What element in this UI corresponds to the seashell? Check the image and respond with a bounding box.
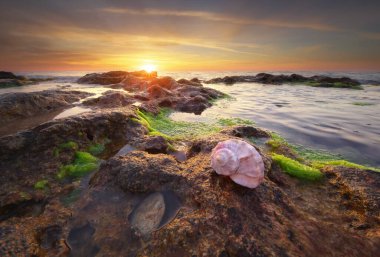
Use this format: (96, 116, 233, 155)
(211, 139, 265, 188)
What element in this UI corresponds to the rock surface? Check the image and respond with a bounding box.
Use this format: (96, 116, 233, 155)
(0, 90, 93, 123)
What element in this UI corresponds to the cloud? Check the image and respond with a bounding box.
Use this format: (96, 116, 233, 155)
(100, 7, 339, 32)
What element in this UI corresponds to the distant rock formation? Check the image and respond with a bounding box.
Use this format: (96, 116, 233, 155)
(0, 71, 53, 88)
(205, 73, 362, 89)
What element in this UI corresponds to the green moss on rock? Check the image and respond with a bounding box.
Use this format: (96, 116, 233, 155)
(134, 108, 254, 140)
(57, 151, 99, 179)
(34, 179, 49, 190)
(272, 153, 323, 180)
(312, 160, 380, 172)
(87, 143, 106, 156)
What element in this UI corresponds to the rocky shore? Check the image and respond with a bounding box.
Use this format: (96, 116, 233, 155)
(0, 71, 379, 256)
(0, 71, 53, 88)
(204, 73, 363, 89)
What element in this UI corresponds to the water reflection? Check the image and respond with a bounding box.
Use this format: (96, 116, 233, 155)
(171, 83, 380, 167)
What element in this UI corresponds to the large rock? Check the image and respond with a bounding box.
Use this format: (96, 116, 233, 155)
(85, 133, 380, 256)
(77, 70, 157, 85)
(0, 71, 21, 79)
(0, 90, 93, 123)
(77, 71, 129, 85)
(82, 91, 135, 108)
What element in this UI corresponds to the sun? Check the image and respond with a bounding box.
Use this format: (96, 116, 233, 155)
(140, 63, 157, 73)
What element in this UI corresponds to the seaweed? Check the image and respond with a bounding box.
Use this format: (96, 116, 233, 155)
(134, 107, 254, 141)
(59, 141, 78, 150)
(87, 143, 105, 156)
(57, 151, 100, 179)
(351, 102, 375, 106)
(267, 133, 380, 173)
(272, 154, 323, 180)
(34, 180, 49, 190)
(312, 160, 380, 173)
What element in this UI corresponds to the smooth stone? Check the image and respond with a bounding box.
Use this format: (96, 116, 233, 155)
(129, 192, 165, 235)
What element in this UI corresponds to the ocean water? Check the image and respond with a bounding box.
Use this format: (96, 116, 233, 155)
(1, 70, 379, 167)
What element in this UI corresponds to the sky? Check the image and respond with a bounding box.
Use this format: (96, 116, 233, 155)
(0, 0, 379, 72)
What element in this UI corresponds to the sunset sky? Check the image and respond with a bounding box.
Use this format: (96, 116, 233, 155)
(0, 0, 379, 72)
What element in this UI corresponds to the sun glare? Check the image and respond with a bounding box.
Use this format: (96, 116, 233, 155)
(140, 63, 157, 73)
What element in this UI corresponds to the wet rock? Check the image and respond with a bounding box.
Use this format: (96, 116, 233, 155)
(220, 125, 271, 138)
(0, 90, 93, 123)
(118, 74, 148, 91)
(129, 192, 166, 235)
(36, 225, 62, 250)
(176, 95, 211, 114)
(147, 84, 173, 99)
(149, 76, 179, 90)
(190, 77, 201, 83)
(82, 91, 135, 108)
(135, 136, 169, 154)
(177, 78, 203, 87)
(67, 222, 99, 257)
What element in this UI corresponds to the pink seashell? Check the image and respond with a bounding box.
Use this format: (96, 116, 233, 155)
(211, 139, 265, 188)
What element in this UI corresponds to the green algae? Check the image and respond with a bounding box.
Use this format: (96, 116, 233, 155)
(352, 102, 375, 106)
(267, 133, 380, 173)
(312, 160, 380, 172)
(57, 151, 99, 179)
(266, 132, 289, 149)
(134, 108, 255, 140)
(272, 154, 323, 180)
(54, 141, 79, 157)
(34, 180, 49, 190)
(305, 81, 363, 90)
(61, 188, 82, 207)
(60, 141, 78, 150)
(19, 192, 31, 200)
(87, 143, 105, 156)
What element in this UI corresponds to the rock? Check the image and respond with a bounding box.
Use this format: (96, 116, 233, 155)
(176, 95, 211, 114)
(0, 109, 146, 196)
(177, 78, 203, 87)
(77, 71, 129, 85)
(147, 84, 173, 99)
(0, 90, 93, 123)
(190, 78, 201, 83)
(0, 71, 20, 79)
(90, 151, 185, 193)
(0, 72, 52, 88)
(220, 125, 271, 138)
(86, 132, 380, 256)
(129, 192, 166, 235)
(118, 74, 148, 91)
(149, 76, 179, 90)
(82, 91, 135, 108)
(205, 73, 362, 89)
(134, 136, 169, 154)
